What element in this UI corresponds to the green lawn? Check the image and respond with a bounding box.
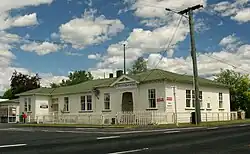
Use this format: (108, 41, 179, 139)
(17, 119, 250, 129)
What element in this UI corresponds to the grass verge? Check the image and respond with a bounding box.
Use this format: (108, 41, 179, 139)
(17, 119, 250, 129)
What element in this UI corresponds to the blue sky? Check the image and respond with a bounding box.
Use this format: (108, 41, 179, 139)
(0, 0, 250, 93)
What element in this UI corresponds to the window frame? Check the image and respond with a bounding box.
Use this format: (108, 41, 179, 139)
(28, 98, 31, 112)
(186, 90, 191, 108)
(86, 95, 92, 111)
(219, 92, 223, 108)
(80, 95, 93, 111)
(186, 90, 203, 108)
(148, 89, 156, 108)
(199, 91, 203, 108)
(104, 93, 110, 110)
(24, 98, 28, 112)
(64, 97, 69, 112)
(80, 96, 85, 111)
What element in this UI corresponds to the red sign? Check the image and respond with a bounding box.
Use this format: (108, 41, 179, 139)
(157, 98, 164, 102)
(166, 97, 173, 101)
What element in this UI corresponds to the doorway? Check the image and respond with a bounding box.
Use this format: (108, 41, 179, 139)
(122, 92, 133, 112)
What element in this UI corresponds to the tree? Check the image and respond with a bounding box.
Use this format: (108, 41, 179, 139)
(2, 89, 15, 99)
(214, 69, 250, 117)
(51, 70, 94, 87)
(5, 71, 41, 99)
(128, 57, 148, 75)
(50, 83, 60, 88)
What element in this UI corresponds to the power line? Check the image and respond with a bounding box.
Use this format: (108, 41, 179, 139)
(198, 52, 250, 74)
(141, 15, 184, 82)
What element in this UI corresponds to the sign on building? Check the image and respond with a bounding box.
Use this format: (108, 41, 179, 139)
(40, 103, 48, 109)
(115, 82, 137, 89)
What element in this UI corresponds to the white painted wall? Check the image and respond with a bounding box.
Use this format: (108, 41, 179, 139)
(35, 96, 50, 116)
(164, 82, 230, 122)
(18, 78, 231, 124)
(19, 96, 36, 120)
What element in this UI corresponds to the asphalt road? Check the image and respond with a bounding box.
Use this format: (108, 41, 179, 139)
(0, 125, 250, 154)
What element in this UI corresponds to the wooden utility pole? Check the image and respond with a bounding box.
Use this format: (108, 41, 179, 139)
(172, 86, 178, 126)
(178, 5, 203, 124)
(123, 44, 126, 75)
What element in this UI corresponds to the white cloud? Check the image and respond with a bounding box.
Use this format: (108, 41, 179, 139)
(88, 53, 101, 60)
(39, 73, 68, 87)
(0, 0, 53, 30)
(212, 0, 250, 23)
(0, 0, 53, 13)
(0, 12, 39, 30)
(59, 9, 125, 49)
(51, 32, 59, 40)
(65, 52, 84, 56)
(11, 13, 38, 27)
(124, 0, 207, 27)
(195, 18, 210, 33)
(21, 42, 62, 55)
(91, 43, 250, 80)
(232, 8, 250, 23)
(219, 34, 239, 46)
(219, 34, 243, 52)
(96, 18, 189, 70)
(0, 0, 68, 94)
(0, 52, 67, 94)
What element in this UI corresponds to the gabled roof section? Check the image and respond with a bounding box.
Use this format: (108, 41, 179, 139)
(128, 69, 228, 88)
(16, 69, 228, 96)
(16, 87, 54, 96)
(110, 75, 139, 87)
(52, 78, 116, 95)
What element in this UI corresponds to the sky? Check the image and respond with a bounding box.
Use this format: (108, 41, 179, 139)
(0, 0, 250, 95)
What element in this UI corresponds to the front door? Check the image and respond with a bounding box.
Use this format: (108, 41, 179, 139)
(122, 92, 133, 112)
(51, 104, 58, 112)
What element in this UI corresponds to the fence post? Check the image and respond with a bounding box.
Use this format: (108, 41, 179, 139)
(217, 113, 219, 121)
(101, 114, 104, 125)
(115, 112, 118, 124)
(88, 115, 91, 124)
(206, 112, 207, 122)
(43, 115, 45, 123)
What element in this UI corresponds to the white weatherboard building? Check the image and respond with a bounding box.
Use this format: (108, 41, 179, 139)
(16, 69, 236, 125)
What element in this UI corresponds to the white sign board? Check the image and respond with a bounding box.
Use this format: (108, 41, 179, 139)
(40, 102, 48, 109)
(115, 82, 137, 89)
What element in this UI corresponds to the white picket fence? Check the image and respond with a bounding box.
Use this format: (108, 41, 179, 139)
(35, 111, 241, 125)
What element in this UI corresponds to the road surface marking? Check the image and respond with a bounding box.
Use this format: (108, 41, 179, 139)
(41, 130, 49, 132)
(239, 124, 249, 127)
(0, 144, 27, 148)
(97, 136, 120, 140)
(55, 130, 84, 133)
(112, 127, 204, 134)
(164, 131, 180, 134)
(75, 128, 97, 130)
(207, 127, 219, 130)
(108, 148, 149, 154)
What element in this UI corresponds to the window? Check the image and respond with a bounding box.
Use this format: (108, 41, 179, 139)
(207, 102, 211, 109)
(64, 97, 69, 112)
(104, 93, 110, 110)
(80, 95, 92, 111)
(219, 93, 223, 108)
(186, 90, 191, 107)
(148, 89, 156, 108)
(186, 90, 202, 108)
(199, 91, 203, 108)
(80, 96, 85, 111)
(24, 98, 28, 112)
(87, 95, 92, 110)
(28, 98, 31, 112)
(192, 90, 195, 107)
